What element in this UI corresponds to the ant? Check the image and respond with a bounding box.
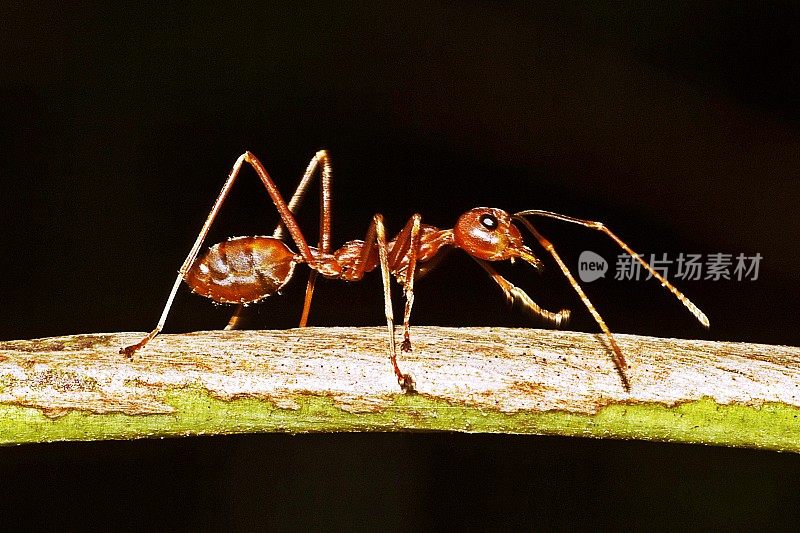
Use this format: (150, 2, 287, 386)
(122, 150, 709, 393)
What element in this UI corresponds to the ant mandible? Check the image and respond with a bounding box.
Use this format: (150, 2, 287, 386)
(121, 150, 709, 393)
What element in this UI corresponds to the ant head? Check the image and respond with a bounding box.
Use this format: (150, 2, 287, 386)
(453, 207, 542, 269)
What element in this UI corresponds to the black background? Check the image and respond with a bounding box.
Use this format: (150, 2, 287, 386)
(2, 2, 800, 530)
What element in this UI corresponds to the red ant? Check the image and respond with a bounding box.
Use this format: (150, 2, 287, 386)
(121, 150, 709, 393)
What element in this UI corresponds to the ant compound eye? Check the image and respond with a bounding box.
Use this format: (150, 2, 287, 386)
(480, 213, 498, 230)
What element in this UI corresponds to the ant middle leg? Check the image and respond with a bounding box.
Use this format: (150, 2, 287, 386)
(386, 214, 423, 352)
(343, 214, 415, 392)
(374, 214, 415, 392)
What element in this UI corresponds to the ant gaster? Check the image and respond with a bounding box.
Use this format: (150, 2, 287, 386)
(122, 150, 709, 393)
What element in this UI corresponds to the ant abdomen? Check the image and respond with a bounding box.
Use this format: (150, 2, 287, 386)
(183, 236, 298, 304)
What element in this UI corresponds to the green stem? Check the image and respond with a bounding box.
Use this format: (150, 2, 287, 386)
(0, 328, 798, 452)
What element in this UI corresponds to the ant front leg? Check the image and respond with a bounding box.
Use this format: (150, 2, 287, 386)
(513, 210, 712, 392)
(513, 216, 631, 390)
(474, 259, 570, 327)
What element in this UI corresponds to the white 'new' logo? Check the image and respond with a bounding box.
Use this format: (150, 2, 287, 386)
(578, 250, 608, 282)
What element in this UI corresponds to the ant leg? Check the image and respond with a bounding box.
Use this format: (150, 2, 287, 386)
(298, 271, 318, 327)
(122, 151, 318, 356)
(275, 150, 331, 327)
(386, 215, 423, 352)
(242, 151, 318, 262)
(224, 271, 319, 330)
(225, 150, 332, 329)
(224, 304, 245, 330)
(400, 215, 421, 352)
(346, 214, 415, 392)
(374, 214, 415, 392)
(513, 217, 630, 391)
(290, 150, 332, 326)
(121, 154, 252, 356)
(474, 259, 570, 327)
(514, 210, 709, 328)
(272, 150, 332, 246)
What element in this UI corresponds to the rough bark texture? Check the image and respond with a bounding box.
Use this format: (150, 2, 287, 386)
(0, 327, 798, 451)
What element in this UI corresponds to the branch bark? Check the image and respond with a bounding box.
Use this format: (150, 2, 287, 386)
(0, 327, 798, 452)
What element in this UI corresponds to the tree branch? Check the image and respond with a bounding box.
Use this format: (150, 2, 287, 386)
(0, 327, 798, 452)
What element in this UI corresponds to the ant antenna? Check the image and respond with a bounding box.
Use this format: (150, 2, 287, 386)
(514, 210, 709, 328)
